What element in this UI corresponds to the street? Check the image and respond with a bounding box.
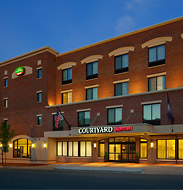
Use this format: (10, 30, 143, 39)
(0, 168, 183, 189)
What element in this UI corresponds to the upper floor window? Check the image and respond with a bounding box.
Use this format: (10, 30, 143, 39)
(86, 87, 98, 100)
(62, 68, 72, 85)
(78, 111, 90, 127)
(37, 115, 42, 126)
(4, 98, 8, 108)
(37, 68, 42, 79)
(62, 91, 72, 104)
(114, 82, 128, 96)
(108, 107, 122, 125)
(37, 91, 42, 103)
(115, 54, 128, 74)
(148, 75, 165, 92)
(4, 78, 8, 87)
(86, 61, 98, 80)
(149, 45, 165, 67)
(53, 113, 63, 131)
(143, 103, 160, 125)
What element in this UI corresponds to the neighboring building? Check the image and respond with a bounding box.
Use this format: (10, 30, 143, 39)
(1, 17, 183, 164)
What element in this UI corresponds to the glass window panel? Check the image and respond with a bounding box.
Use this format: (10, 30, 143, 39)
(80, 141, 86, 156)
(93, 88, 98, 100)
(122, 82, 128, 95)
(109, 144, 115, 153)
(37, 116, 42, 126)
(122, 54, 128, 68)
(108, 109, 115, 123)
(37, 69, 42, 78)
(85, 111, 90, 125)
(93, 62, 98, 74)
(115, 56, 122, 70)
(143, 105, 151, 120)
(73, 142, 78, 157)
(116, 144, 121, 154)
(109, 153, 115, 160)
(167, 140, 175, 159)
(62, 93, 68, 104)
(157, 140, 166, 159)
(86, 89, 92, 100)
(152, 104, 161, 120)
(87, 63, 92, 76)
(115, 108, 122, 123)
(149, 78, 157, 91)
(62, 70, 67, 81)
(68, 92, 72, 103)
(179, 139, 183, 159)
(57, 142, 62, 156)
(63, 142, 67, 156)
(149, 47, 156, 62)
(86, 141, 92, 157)
(99, 144, 105, 157)
(4, 78, 8, 87)
(157, 76, 163, 90)
(115, 83, 122, 96)
(157, 45, 165, 60)
(140, 143, 147, 158)
(78, 112, 84, 126)
(67, 68, 72, 80)
(68, 142, 73, 156)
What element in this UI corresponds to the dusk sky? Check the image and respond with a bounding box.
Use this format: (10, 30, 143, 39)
(0, 0, 182, 62)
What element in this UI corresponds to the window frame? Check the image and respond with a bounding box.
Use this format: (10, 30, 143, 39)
(86, 87, 98, 100)
(139, 139, 148, 159)
(107, 107, 122, 125)
(4, 98, 8, 108)
(78, 111, 90, 127)
(86, 61, 98, 80)
(4, 77, 8, 88)
(114, 82, 129, 96)
(62, 68, 72, 85)
(52, 113, 63, 131)
(114, 53, 129, 74)
(148, 44, 165, 67)
(148, 75, 165, 92)
(37, 91, 42, 103)
(37, 115, 42, 126)
(37, 68, 42, 79)
(61, 91, 72, 104)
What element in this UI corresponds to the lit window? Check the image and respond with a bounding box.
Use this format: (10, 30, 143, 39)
(99, 140, 105, 157)
(37, 68, 42, 79)
(37, 115, 42, 126)
(62, 68, 72, 84)
(62, 91, 72, 104)
(140, 139, 147, 159)
(178, 139, 183, 159)
(86, 87, 98, 100)
(114, 82, 128, 96)
(4, 98, 8, 108)
(86, 61, 98, 80)
(149, 45, 165, 67)
(143, 103, 161, 125)
(4, 78, 8, 87)
(148, 76, 165, 91)
(115, 54, 128, 74)
(78, 111, 90, 127)
(108, 107, 122, 125)
(37, 92, 42, 103)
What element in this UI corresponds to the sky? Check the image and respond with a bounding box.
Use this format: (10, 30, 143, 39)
(0, 0, 182, 62)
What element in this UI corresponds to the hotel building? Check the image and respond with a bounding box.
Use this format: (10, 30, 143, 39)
(1, 17, 183, 164)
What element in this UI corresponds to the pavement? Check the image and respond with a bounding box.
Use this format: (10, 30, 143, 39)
(2, 162, 183, 175)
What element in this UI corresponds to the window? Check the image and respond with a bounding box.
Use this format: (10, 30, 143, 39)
(140, 139, 147, 159)
(86, 87, 98, 100)
(157, 139, 175, 159)
(179, 139, 183, 159)
(4, 98, 8, 108)
(53, 114, 63, 131)
(13, 139, 32, 158)
(108, 107, 122, 125)
(143, 103, 161, 125)
(37, 68, 42, 79)
(148, 76, 165, 91)
(37, 115, 42, 126)
(62, 91, 72, 104)
(78, 111, 90, 127)
(3, 119, 8, 125)
(62, 68, 72, 84)
(86, 61, 98, 80)
(4, 78, 8, 87)
(99, 140, 105, 157)
(149, 45, 165, 67)
(114, 82, 128, 96)
(37, 91, 42, 103)
(115, 54, 128, 74)
(57, 141, 91, 157)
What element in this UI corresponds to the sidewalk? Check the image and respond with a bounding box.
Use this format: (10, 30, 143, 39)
(1, 162, 183, 175)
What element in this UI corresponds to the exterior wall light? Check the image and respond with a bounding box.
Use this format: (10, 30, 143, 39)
(94, 143, 97, 148)
(32, 144, 35, 148)
(43, 143, 47, 148)
(0, 144, 2, 147)
(150, 142, 154, 148)
(9, 144, 12, 148)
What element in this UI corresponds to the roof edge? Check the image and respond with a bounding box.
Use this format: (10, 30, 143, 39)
(57, 17, 183, 57)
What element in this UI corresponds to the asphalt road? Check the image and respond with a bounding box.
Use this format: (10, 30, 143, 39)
(0, 168, 183, 189)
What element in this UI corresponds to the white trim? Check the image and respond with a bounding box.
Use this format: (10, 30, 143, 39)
(61, 89, 73, 93)
(76, 108, 91, 112)
(52, 112, 64, 115)
(147, 72, 166, 78)
(85, 85, 99, 89)
(141, 100, 162, 105)
(108, 47, 135, 57)
(106, 105, 123, 109)
(36, 90, 42, 93)
(37, 67, 42, 70)
(81, 55, 103, 64)
(3, 118, 8, 121)
(113, 79, 129, 84)
(37, 60, 42, 65)
(37, 114, 42, 116)
(3, 76, 8, 79)
(57, 62, 76, 70)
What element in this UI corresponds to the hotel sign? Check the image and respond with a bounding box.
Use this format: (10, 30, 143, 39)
(78, 126, 133, 134)
(16, 67, 25, 76)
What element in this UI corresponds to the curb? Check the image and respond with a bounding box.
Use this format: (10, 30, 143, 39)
(54, 166, 144, 173)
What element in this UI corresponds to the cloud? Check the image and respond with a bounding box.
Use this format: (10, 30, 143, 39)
(115, 15, 135, 34)
(125, 0, 153, 11)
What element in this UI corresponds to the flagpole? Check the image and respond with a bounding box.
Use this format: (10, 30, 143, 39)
(56, 107, 71, 130)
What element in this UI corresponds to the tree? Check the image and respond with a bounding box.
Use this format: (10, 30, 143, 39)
(0, 121, 15, 164)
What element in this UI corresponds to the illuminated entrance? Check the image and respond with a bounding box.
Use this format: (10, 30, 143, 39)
(108, 137, 136, 162)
